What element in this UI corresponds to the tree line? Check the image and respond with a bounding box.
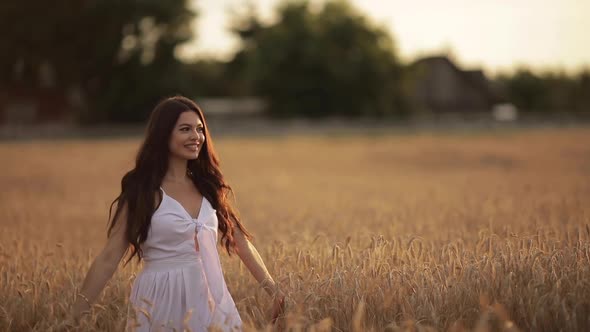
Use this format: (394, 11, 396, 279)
(1, 0, 588, 123)
(496, 69, 590, 113)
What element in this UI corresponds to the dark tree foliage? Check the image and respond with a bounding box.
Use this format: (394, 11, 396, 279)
(496, 68, 590, 113)
(1, 0, 196, 123)
(228, 0, 408, 118)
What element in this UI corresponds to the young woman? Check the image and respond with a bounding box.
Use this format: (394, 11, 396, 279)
(71, 96, 285, 331)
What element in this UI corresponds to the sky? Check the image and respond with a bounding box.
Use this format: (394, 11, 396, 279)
(177, 0, 590, 74)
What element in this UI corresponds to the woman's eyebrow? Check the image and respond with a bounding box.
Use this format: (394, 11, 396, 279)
(179, 123, 203, 127)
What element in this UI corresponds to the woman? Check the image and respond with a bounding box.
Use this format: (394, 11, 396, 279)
(71, 96, 285, 331)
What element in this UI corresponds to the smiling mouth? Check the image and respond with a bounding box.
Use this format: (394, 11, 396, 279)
(185, 144, 200, 151)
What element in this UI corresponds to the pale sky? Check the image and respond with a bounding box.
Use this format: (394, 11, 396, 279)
(177, 0, 590, 74)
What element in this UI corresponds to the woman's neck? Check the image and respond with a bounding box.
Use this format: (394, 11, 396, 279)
(164, 156, 191, 183)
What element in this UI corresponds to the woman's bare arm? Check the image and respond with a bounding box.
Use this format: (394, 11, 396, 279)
(71, 203, 129, 318)
(233, 228, 280, 296)
(233, 228, 286, 323)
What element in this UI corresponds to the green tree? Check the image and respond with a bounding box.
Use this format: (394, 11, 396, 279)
(229, 0, 406, 118)
(1, 0, 196, 123)
(571, 70, 590, 112)
(497, 69, 548, 112)
(496, 68, 590, 113)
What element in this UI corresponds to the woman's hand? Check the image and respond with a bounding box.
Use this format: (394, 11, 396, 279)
(57, 311, 83, 332)
(67, 295, 90, 330)
(65, 316, 80, 330)
(270, 291, 286, 327)
(71, 292, 91, 318)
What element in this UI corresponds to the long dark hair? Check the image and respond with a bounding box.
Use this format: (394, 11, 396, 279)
(107, 95, 252, 264)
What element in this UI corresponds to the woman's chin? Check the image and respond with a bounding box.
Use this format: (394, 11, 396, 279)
(186, 152, 200, 160)
(171, 152, 199, 160)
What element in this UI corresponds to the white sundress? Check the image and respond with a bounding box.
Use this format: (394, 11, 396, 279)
(126, 187, 242, 332)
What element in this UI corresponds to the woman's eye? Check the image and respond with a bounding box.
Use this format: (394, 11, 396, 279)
(197, 127, 204, 133)
(181, 128, 189, 131)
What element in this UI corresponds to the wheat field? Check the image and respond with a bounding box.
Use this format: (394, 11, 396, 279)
(0, 127, 589, 331)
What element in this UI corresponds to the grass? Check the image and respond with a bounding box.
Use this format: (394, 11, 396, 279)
(0, 127, 589, 331)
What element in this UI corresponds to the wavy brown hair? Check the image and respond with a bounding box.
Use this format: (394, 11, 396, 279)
(107, 95, 252, 264)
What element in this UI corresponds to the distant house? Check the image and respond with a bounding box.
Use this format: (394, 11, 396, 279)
(407, 56, 502, 113)
(0, 86, 75, 125)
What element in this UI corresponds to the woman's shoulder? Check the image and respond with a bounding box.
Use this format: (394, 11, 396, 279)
(154, 187, 164, 211)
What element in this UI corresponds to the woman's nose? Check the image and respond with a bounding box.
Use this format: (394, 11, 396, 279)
(192, 132, 204, 144)
(190, 129, 199, 140)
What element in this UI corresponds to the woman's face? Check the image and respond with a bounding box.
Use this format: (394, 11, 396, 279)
(169, 111, 205, 160)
